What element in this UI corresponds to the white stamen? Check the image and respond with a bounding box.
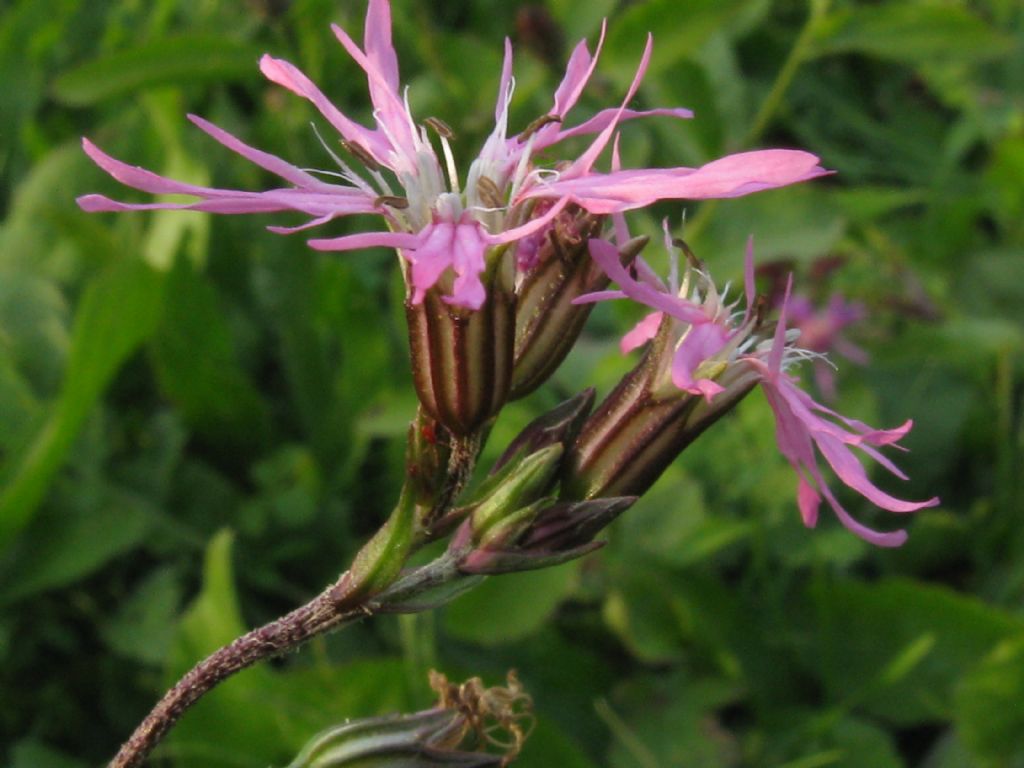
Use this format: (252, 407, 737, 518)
(439, 134, 460, 194)
(508, 131, 540, 202)
(310, 123, 376, 196)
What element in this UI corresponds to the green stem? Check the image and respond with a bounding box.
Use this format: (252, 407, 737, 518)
(744, 0, 831, 148)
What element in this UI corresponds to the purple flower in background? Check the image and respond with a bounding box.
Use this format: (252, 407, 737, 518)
(581, 235, 939, 546)
(78, 0, 827, 310)
(785, 293, 868, 399)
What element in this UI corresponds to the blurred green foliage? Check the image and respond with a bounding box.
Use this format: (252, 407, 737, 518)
(1, 0, 1022, 766)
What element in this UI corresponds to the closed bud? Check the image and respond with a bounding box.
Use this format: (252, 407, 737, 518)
(511, 206, 646, 398)
(468, 444, 564, 542)
(407, 247, 515, 435)
(286, 668, 532, 767)
(286, 709, 499, 768)
(456, 496, 636, 575)
(490, 388, 594, 475)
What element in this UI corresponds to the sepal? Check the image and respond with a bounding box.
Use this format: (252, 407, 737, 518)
(511, 205, 646, 397)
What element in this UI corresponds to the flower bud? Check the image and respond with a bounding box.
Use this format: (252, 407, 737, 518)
(286, 709, 500, 767)
(407, 247, 515, 436)
(456, 496, 636, 575)
(467, 444, 564, 543)
(510, 206, 646, 398)
(490, 388, 594, 474)
(562, 322, 757, 501)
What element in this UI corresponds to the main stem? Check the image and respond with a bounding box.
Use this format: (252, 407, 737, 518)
(110, 427, 485, 768)
(109, 577, 365, 768)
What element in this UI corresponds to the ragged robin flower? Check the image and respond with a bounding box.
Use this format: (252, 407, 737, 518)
(568, 228, 939, 546)
(77, 0, 827, 312)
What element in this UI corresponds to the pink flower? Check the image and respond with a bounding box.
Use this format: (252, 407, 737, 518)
(79, 0, 827, 310)
(580, 235, 938, 546)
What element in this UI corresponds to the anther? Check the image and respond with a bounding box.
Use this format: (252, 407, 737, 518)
(374, 195, 410, 209)
(475, 176, 505, 208)
(518, 114, 562, 143)
(424, 116, 455, 139)
(672, 238, 703, 270)
(340, 139, 381, 171)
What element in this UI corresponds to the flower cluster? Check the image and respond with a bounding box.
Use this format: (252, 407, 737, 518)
(79, 0, 824, 312)
(79, 0, 935, 547)
(573, 229, 939, 546)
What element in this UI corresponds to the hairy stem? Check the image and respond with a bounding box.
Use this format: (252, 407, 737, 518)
(109, 576, 366, 768)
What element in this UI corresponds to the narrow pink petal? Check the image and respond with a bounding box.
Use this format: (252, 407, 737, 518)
(259, 55, 387, 163)
(487, 196, 570, 244)
(819, 481, 909, 547)
(522, 150, 829, 212)
(495, 38, 514, 121)
(329, 22, 416, 159)
(365, 0, 400, 92)
(564, 33, 653, 179)
(266, 214, 336, 234)
(444, 224, 490, 310)
(555, 107, 692, 142)
(621, 311, 663, 353)
(409, 223, 455, 303)
(786, 382, 913, 447)
(186, 115, 334, 190)
(551, 22, 606, 119)
(83, 138, 239, 199)
(587, 238, 707, 324)
(572, 289, 627, 306)
(857, 442, 910, 480)
(77, 194, 286, 214)
(768, 274, 793, 376)
(760, 381, 820, 476)
(670, 322, 729, 399)
(307, 230, 419, 252)
(609, 135, 631, 246)
(797, 477, 821, 528)
(814, 433, 940, 513)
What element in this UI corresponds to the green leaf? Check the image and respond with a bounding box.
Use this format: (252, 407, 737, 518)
(0, 257, 163, 550)
(812, 5, 1012, 66)
(101, 566, 184, 665)
(813, 578, 1024, 725)
(602, 568, 688, 664)
(516, 718, 598, 768)
(51, 36, 265, 106)
(607, 673, 741, 768)
(443, 562, 579, 645)
(150, 257, 269, 448)
(603, 0, 751, 83)
(0, 486, 150, 604)
(954, 634, 1024, 762)
(8, 740, 88, 768)
(618, 466, 752, 568)
(694, 186, 847, 271)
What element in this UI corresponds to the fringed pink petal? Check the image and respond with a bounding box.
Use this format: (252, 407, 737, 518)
(443, 224, 490, 310)
(364, 0, 400, 93)
(563, 34, 653, 179)
(586, 239, 706, 324)
(259, 55, 388, 164)
(670, 323, 729, 401)
(307, 230, 418, 252)
(186, 115, 334, 190)
(621, 311, 663, 353)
